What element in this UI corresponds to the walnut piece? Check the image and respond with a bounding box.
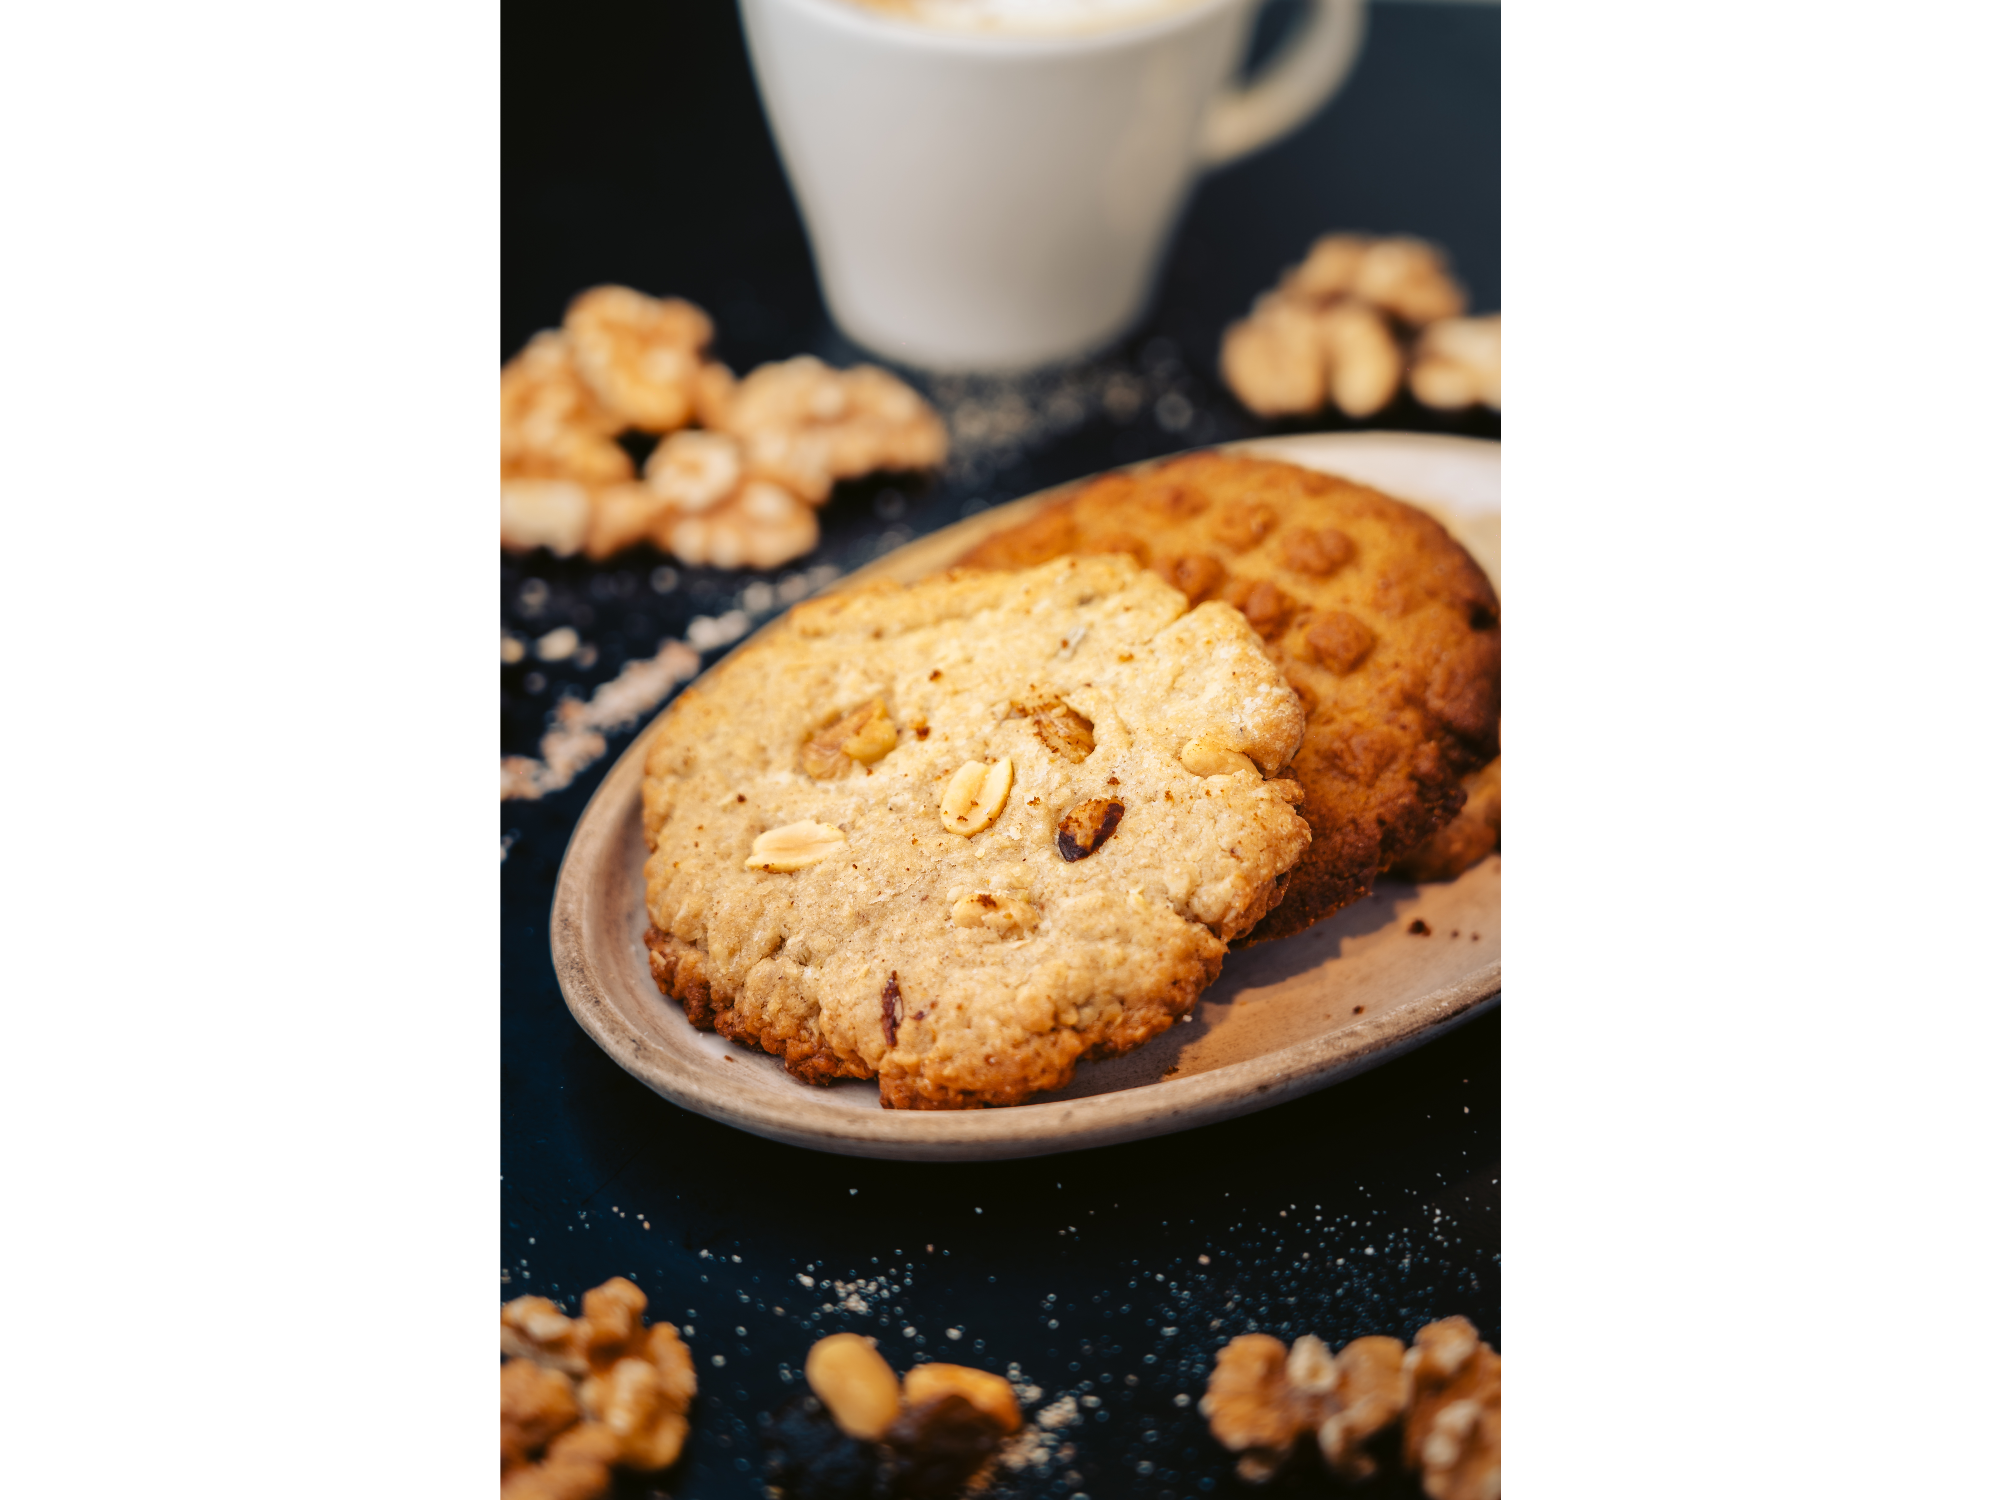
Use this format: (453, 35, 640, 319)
(502, 478, 593, 558)
(1201, 1333, 1317, 1481)
(1204, 1329, 1425, 1486)
(939, 758, 1013, 836)
(502, 1296, 590, 1377)
(1281, 235, 1466, 324)
(501, 330, 632, 485)
(1404, 1317, 1500, 1500)
(804, 1332, 903, 1441)
(1009, 693, 1095, 764)
(563, 285, 714, 433)
(501, 1279, 697, 1497)
(1055, 797, 1123, 862)
(579, 1355, 690, 1470)
(644, 428, 744, 513)
(711, 356, 947, 501)
(578, 482, 673, 561)
(577, 1276, 650, 1371)
(658, 479, 818, 571)
(502, 1423, 620, 1500)
(1410, 315, 1501, 411)
(1316, 1335, 1409, 1481)
(1220, 233, 1483, 420)
(502, 1357, 581, 1470)
(746, 820, 847, 873)
(804, 700, 897, 779)
(500, 289, 951, 567)
(1320, 301, 1403, 419)
(1220, 302, 1325, 417)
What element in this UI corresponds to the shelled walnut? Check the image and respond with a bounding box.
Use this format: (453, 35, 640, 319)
(500, 290, 948, 570)
(1410, 316, 1501, 412)
(1202, 1318, 1499, 1497)
(499, 1276, 696, 1498)
(1403, 1317, 1501, 1500)
(766, 1334, 1023, 1499)
(1219, 234, 1499, 419)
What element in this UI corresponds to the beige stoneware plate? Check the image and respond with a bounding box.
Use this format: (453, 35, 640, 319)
(551, 432, 1499, 1160)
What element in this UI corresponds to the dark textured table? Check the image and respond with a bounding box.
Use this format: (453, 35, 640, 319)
(502, 3, 1498, 1495)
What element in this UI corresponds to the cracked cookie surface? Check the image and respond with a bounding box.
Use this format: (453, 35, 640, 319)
(640, 556, 1311, 1109)
(959, 452, 1500, 942)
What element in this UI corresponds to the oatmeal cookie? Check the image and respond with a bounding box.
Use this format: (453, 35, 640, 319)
(639, 555, 1311, 1109)
(959, 452, 1499, 942)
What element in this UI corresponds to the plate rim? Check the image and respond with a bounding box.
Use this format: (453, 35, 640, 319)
(548, 432, 1500, 1160)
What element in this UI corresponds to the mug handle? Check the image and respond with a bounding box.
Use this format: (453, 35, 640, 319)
(1197, 0, 1368, 167)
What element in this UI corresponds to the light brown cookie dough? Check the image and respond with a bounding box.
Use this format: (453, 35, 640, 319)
(640, 555, 1311, 1109)
(959, 453, 1500, 943)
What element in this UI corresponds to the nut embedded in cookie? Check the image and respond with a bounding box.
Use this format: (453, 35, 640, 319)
(803, 700, 897, 779)
(1180, 736, 1259, 779)
(1054, 796, 1123, 862)
(746, 821, 847, 872)
(939, 758, 1013, 836)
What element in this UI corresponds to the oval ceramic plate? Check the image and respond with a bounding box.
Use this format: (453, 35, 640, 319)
(550, 432, 1499, 1160)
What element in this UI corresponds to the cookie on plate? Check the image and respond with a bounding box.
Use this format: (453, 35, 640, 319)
(958, 452, 1499, 942)
(640, 555, 1311, 1109)
(1391, 755, 1500, 883)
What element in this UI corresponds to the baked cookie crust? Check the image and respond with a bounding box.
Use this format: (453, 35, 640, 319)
(959, 453, 1499, 941)
(640, 556, 1312, 1109)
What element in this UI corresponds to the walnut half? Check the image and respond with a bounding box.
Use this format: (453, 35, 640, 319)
(1203, 1328, 1432, 1487)
(1404, 1317, 1501, 1500)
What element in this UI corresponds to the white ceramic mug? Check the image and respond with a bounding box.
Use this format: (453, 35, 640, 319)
(737, 0, 1366, 370)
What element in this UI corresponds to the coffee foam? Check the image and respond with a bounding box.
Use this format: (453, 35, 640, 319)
(845, 0, 1213, 38)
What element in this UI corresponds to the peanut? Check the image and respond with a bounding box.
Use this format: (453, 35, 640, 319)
(745, 821, 846, 872)
(1180, 737, 1259, 779)
(804, 1333, 901, 1441)
(902, 1362, 1023, 1433)
(939, 758, 1012, 836)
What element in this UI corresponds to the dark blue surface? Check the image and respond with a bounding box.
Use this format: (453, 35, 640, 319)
(502, 4, 1498, 1495)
